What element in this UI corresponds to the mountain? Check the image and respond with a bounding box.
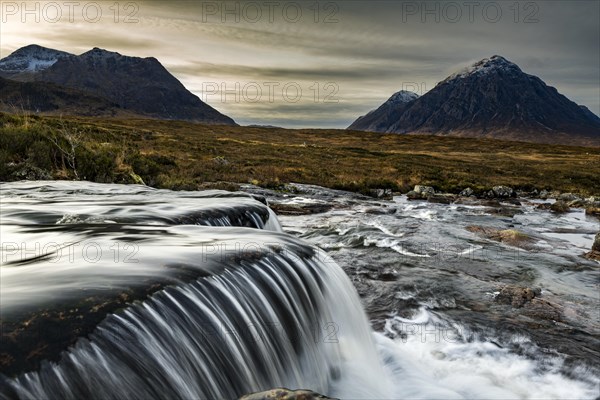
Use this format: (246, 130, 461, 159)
(349, 56, 600, 146)
(0, 45, 72, 80)
(0, 77, 133, 117)
(348, 90, 419, 132)
(0, 45, 235, 125)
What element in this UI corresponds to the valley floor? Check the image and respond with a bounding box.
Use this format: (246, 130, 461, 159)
(1, 113, 599, 196)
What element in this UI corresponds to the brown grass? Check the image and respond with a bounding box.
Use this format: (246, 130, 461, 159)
(1, 113, 599, 196)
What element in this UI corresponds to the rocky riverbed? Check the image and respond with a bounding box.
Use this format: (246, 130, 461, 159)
(245, 183, 600, 392)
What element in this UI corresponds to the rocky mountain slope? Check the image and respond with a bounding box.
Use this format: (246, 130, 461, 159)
(0, 76, 131, 117)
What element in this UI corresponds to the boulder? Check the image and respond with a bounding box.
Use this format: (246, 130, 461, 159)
(239, 389, 334, 400)
(413, 185, 435, 197)
(459, 187, 474, 197)
(466, 226, 534, 249)
(368, 188, 393, 200)
(550, 200, 570, 213)
(491, 185, 514, 198)
(496, 229, 532, 246)
(585, 206, 600, 217)
(585, 232, 600, 260)
(496, 285, 541, 308)
(406, 190, 421, 200)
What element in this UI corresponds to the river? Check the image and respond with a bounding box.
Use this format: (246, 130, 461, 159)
(0, 181, 598, 399)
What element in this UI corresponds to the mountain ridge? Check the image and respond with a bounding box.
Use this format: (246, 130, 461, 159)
(349, 55, 600, 146)
(0, 45, 236, 125)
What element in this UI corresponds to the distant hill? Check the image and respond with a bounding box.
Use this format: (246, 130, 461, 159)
(0, 45, 236, 125)
(348, 90, 419, 132)
(349, 56, 600, 146)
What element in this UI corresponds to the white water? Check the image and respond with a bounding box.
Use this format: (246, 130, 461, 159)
(378, 308, 599, 399)
(1, 182, 598, 399)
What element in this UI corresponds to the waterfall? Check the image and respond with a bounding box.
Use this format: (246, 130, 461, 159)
(1, 246, 393, 399)
(4, 182, 596, 400)
(0, 182, 393, 399)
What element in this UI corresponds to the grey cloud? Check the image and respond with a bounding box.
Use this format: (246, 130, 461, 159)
(1, 0, 597, 124)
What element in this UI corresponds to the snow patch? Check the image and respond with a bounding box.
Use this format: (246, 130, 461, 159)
(444, 55, 522, 82)
(387, 90, 420, 104)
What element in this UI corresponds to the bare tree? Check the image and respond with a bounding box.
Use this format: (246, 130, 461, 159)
(47, 122, 83, 179)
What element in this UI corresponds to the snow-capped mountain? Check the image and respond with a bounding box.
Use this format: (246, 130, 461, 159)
(0, 45, 72, 78)
(348, 90, 419, 132)
(348, 55, 600, 145)
(0, 45, 236, 125)
(442, 55, 521, 82)
(387, 90, 420, 105)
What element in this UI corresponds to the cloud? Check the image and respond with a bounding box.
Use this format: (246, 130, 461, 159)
(1, 0, 598, 124)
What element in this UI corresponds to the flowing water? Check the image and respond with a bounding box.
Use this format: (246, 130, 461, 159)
(0, 181, 598, 399)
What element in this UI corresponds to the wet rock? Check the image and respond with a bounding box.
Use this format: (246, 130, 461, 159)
(364, 207, 397, 215)
(550, 200, 570, 213)
(239, 388, 334, 400)
(427, 194, 452, 204)
(459, 187, 474, 197)
(466, 226, 534, 249)
(585, 206, 600, 217)
(413, 185, 435, 198)
(496, 285, 541, 308)
(503, 198, 522, 206)
(536, 202, 551, 210)
(523, 298, 562, 321)
(485, 206, 523, 217)
(584, 232, 600, 260)
(492, 185, 514, 198)
(368, 188, 393, 200)
(376, 269, 399, 281)
(567, 199, 585, 208)
(270, 203, 333, 216)
(495, 229, 533, 247)
(406, 190, 421, 200)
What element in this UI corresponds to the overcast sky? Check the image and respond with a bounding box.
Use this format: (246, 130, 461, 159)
(1, 0, 598, 127)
